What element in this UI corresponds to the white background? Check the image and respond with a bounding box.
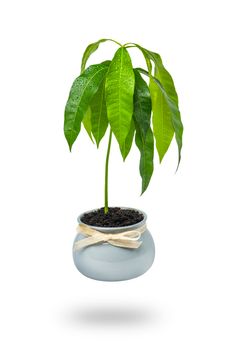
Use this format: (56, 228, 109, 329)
(0, 0, 234, 349)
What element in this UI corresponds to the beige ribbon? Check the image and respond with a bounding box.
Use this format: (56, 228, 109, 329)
(74, 223, 147, 251)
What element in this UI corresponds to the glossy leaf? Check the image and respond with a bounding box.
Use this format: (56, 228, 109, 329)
(151, 52, 183, 163)
(90, 79, 108, 147)
(133, 69, 151, 140)
(120, 119, 135, 160)
(82, 107, 93, 142)
(81, 39, 120, 73)
(138, 49, 183, 164)
(144, 50, 178, 103)
(151, 77, 183, 166)
(81, 39, 108, 73)
(136, 67, 150, 78)
(64, 63, 109, 150)
(105, 47, 135, 149)
(149, 78, 174, 162)
(125, 43, 152, 74)
(135, 126, 154, 194)
(137, 67, 183, 165)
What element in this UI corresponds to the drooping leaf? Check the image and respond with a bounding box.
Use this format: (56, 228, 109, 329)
(138, 49, 183, 164)
(81, 39, 120, 73)
(132, 69, 153, 193)
(64, 63, 109, 150)
(149, 78, 174, 162)
(133, 69, 151, 140)
(136, 67, 150, 78)
(90, 79, 108, 147)
(105, 47, 135, 150)
(82, 107, 94, 142)
(151, 52, 183, 163)
(81, 39, 108, 73)
(137, 67, 183, 166)
(124, 43, 152, 75)
(135, 126, 154, 194)
(151, 77, 183, 166)
(120, 119, 135, 160)
(144, 50, 179, 104)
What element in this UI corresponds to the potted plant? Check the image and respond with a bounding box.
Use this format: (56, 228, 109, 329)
(64, 38, 183, 281)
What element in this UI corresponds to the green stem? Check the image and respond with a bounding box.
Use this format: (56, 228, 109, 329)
(108, 39, 122, 47)
(104, 129, 112, 214)
(123, 42, 135, 47)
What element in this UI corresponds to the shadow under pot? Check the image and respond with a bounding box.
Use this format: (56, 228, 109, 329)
(73, 208, 155, 282)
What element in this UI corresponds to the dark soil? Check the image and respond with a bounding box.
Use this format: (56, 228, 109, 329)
(81, 207, 144, 227)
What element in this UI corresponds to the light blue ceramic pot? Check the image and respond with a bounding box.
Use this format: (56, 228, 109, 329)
(73, 208, 155, 281)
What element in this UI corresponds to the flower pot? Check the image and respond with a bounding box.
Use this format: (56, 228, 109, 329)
(73, 208, 155, 281)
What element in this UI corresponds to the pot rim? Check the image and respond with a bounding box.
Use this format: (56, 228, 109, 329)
(77, 207, 147, 233)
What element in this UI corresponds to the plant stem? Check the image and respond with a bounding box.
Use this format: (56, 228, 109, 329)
(104, 129, 112, 214)
(108, 39, 122, 47)
(123, 42, 135, 47)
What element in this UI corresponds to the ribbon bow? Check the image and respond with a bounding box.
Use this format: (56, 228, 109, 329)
(73, 223, 147, 251)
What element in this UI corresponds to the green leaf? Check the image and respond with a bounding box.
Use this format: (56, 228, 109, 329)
(138, 49, 183, 164)
(82, 107, 94, 142)
(145, 50, 178, 104)
(124, 43, 152, 75)
(81, 39, 108, 73)
(90, 79, 108, 147)
(151, 77, 183, 166)
(136, 67, 150, 78)
(133, 44, 152, 74)
(105, 47, 135, 149)
(120, 119, 135, 160)
(149, 78, 174, 162)
(81, 39, 120, 73)
(133, 69, 151, 140)
(137, 67, 183, 166)
(135, 126, 154, 194)
(133, 69, 153, 193)
(64, 63, 109, 150)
